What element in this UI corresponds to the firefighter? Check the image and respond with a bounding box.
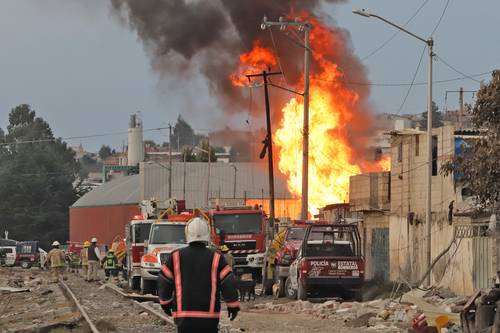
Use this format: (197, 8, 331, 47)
(220, 245, 234, 269)
(87, 237, 101, 282)
(46, 241, 66, 283)
(103, 249, 118, 282)
(158, 217, 240, 333)
(80, 241, 90, 280)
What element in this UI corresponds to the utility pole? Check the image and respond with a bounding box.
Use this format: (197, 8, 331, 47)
(207, 139, 211, 207)
(260, 17, 312, 220)
(246, 70, 282, 235)
(168, 125, 173, 198)
(425, 39, 433, 287)
(183, 151, 187, 200)
(231, 164, 238, 199)
(459, 87, 464, 129)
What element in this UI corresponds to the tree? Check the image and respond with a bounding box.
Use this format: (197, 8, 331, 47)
(182, 147, 197, 162)
(196, 140, 217, 162)
(419, 101, 443, 128)
(0, 104, 80, 248)
(441, 71, 500, 210)
(172, 115, 196, 148)
(98, 145, 112, 160)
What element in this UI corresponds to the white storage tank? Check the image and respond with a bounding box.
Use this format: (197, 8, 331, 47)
(127, 114, 144, 166)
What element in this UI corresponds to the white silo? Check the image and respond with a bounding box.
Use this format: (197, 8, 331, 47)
(127, 114, 144, 166)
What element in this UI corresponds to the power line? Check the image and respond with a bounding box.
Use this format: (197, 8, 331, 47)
(362, 0, 431, 61)
(431, 0, 451, 36)
(436, 55, 482, 84)
(396, 45, 427, 114)
(0, 126, 170, 147)
(311, 69, 493, 87)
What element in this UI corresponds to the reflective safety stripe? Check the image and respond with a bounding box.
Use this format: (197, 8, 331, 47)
(161, 265, 174, 280)
(209, 252, 220, 313)
(226, 301, 240, 308)
(219, 265, 232, 281)
(159, 298, 173, 305)
(173, 311, 220, 319)
(173, 252, 182, 311)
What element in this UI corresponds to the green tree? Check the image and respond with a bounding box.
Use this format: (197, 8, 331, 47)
(419, 101, 443, 128)
(196, 140, 217, 162)
(172, 115, 196, 148)
(181, 147, 197, 162)
(98, 144, 112, 159)
(0, 104, 80, 248)
(442, 71, 500, 210)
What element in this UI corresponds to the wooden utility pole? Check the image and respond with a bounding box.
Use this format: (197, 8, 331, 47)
(246, 70, 282, 235)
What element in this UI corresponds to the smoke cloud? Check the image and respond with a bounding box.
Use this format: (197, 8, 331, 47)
(109, 0, 366, 115)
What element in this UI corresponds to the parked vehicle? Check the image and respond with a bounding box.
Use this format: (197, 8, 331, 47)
(140, 213, 192, 295)
(125, 217, 152, 290)
(15, 241, 40, 269)
(0, 246, 16, 266)
(208, 205, 267, 281)
(286, 224, 364, 301)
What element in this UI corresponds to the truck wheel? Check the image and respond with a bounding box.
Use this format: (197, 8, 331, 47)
(140, 278, 156, 295)
(20, 261, 32, 269)
(284, 277, 297, 300)
(297, 279, 308, 301)
(129, 276, 140, 291)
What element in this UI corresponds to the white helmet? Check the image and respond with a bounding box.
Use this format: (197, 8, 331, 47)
(91, 237, 97, 243)
(52, 241, 60, 246)
(185, 217, 211, 244)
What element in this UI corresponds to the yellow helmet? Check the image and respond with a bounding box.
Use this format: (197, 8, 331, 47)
(220, 245, 229, 253)
(83, 241, 91, 248)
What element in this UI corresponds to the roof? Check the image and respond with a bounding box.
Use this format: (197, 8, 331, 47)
(71, 174, 140, 208)
(142, 162, 294, 209)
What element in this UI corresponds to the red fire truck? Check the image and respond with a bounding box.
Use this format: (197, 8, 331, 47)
(125, 216, 153, 290)
(208, 205, 267, 280)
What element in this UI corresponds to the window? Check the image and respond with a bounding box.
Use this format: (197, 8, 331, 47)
(397, 142, 403, 162)
(432, 136, 438, 176)
(213, 213, 262, 235)
(415, 135, 419, 156)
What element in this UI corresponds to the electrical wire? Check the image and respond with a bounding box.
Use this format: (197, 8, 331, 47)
(0, 126, 170, 146)
(436, 55, 482, 84)
(362, 0, 431, 61)
(396, 45, 427, 114)
(310, 69, 493, 87)
(268, 26, 288, 86)
(431, 0, 451, 36)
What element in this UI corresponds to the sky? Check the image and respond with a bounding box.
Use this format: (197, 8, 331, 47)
(0, 0, 498, 152)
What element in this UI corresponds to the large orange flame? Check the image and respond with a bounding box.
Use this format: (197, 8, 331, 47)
(231, 15, 389, 215)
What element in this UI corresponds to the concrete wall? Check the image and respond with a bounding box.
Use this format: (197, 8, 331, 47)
(349, 172, 390, 211)
(388, 125, 479, 295)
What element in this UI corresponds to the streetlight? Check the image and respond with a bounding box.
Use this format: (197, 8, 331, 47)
(193, 142, 211, 206)
(230, 164, 238, 199)
(353, 8, 434, 286)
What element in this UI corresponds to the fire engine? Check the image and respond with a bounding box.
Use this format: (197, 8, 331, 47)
(125, 216, 153, 290)
(207, 205, 267, 280)
(138, 199, 193, 295)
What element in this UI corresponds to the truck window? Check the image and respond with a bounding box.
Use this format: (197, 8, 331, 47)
(305, 231, 355, 257)
(150, 225, 186, 244)
(213, 213, 262, 234)
(287, 228, 306, 241)
(133, 223, 152, 243)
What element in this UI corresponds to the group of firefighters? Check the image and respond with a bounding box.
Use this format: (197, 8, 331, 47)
(45, 237, 123, 283)
(45, 217, 239, 333)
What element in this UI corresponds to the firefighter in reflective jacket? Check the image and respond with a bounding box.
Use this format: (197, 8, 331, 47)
(157, 217, 240, 333)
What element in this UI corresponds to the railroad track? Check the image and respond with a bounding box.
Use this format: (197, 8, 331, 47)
(58, 277, 175, 333)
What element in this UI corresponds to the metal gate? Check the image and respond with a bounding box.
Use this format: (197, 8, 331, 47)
(473, 236, 493, 290)
(371, 228, 389, 281)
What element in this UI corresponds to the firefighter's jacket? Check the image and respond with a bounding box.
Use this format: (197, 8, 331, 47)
(47, 248, 65, 268)
(103, 253, 118, 269)
(157, 243, 240, 330)
(80, 248, 89, 266)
